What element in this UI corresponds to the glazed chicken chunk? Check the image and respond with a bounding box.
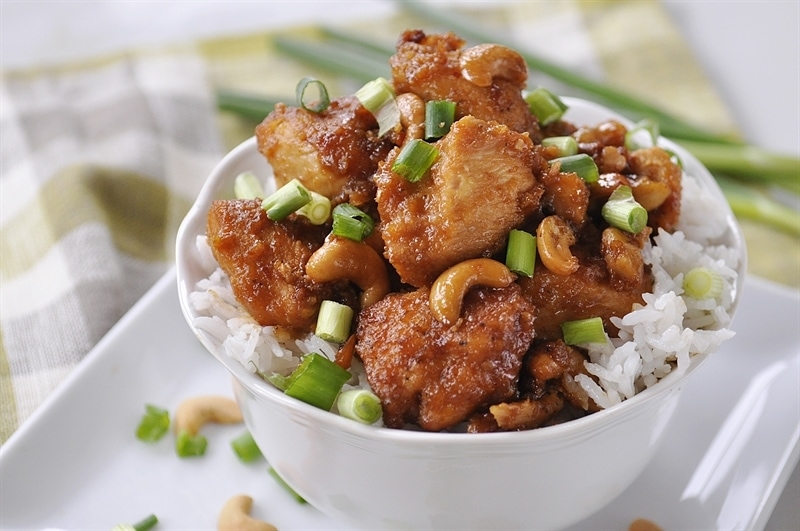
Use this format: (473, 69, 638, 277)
(375, 115, 546, 287)
(356, 285, 536, 431)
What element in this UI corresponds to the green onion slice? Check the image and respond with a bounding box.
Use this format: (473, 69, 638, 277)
(683, 267, 724, 299)
(233, 171, 266, 200)
(337, 389, 382, 424)
(601, 185, 648, 234)
(542, 136, 578, 157)
(424, 100, 456, 139)
(392, 139, 439, 183)
(625, 118, 661, 151)
(230, 431, 263, 463)
(331, 203, 374, 241)
(135, 404, 170, 443)
(283, 352, 351, 411)
(111, 514, 159, 531)
(315, 300, 354, 344)
(296, 190, 332, 225)
(355, 77, 399, 137)
(261, 178, 311, 221)
(269, 466, 307, 504)
(549, 153, 600, 183)
(505, 229, 537, 277)
(525, 87, 568, 126)
(296, 76, 330, 113)
(562, 317, 607, 345)
(175, 429, 208, 458)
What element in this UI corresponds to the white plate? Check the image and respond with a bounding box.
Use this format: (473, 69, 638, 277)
(1, 270, 797, 530)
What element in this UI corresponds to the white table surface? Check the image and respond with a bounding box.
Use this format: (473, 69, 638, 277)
(1, 1, 798, 529)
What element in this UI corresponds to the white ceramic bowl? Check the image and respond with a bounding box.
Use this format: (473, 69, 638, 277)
(175, 98, 745, 530)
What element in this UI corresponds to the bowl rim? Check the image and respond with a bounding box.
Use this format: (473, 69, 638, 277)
(175, 96, 747, 446)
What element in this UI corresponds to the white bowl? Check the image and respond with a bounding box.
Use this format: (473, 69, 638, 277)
(175, 98, 746, 530)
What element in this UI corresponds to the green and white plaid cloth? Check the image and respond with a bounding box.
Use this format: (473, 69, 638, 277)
(1, 0, 795, 445)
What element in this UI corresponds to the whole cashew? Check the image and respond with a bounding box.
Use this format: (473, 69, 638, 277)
(218, 494, 277, 531)
(601, 226, 646, 287)
(305, 236, 391, 307)
(459, 43, 527, 87)
(429, 258, 516, 325)
(396, 92, 425, 144)
(536, 215, 579, 276)
(173, 395, 243, 436)
(630, 177, 671, 211)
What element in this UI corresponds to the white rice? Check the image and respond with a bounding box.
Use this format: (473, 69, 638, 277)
(189, 171, 739, 416)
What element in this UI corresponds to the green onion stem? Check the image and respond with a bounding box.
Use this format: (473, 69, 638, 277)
(392, 139, 439, 182)
(234, 171, 266, 200)
(683, 267, 724, 299)
(717, 175, 800, 236)
(296, 190, 332, 225)
(318, 25, 396, 59)
(424, 100, 456, 139)
(505, 229, 537, 277)
(269, 467, 307, 504)
(355, 77, 399, 136)
(283, 353, 351, 410)
(337, 389, 383, 424)
(135, 404, 170, 443)
(272, 34, 390, 83)
(332, 203, 375, 241)
(315, 300, 354, 344)
(601, 185, 648, 234)
(295, 76, 330, 112)
(261, 178, 311, 221)
(562, 316, 607, 345)
(111, 514, 159, 531)
(525, 87, 568, 126)
(175, 429, 208, 458)
(216, 89, 281, 122)
(550, 153, 599, 183)
(541, 136, 578, 156)
(231, 431, 263, 463)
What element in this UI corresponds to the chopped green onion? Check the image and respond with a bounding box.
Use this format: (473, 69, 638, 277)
(175, 429, 208, 458)
(505, 229, 537, 277)
(683, 267, 724, 299)
(315, 300, 354, 344)
(355, 77, 399, 137)
(296, 190, 332, 225)
(625, 119, 661, 151)
(111, 514, 159, 531)
(391, 139, 439, 182)
(541, 136, 578, 157)
(295, 76, 330, 113)
(424, 100, 456, 139)
(562, 317, 607, 345)
(601, 185, 648, 234)
(269, 466, 307, 504)
(549, 153, 600, 183)
(233, 171, 266, 200)
(331, 203, 374, 241)
(337, 389, 382, 424)
(283, 353, 351, 411)
(135, 404, 170, 443)
(261, 178, 311, 221)
(230, 431, 263, 463)
(524, 87, 568, 126)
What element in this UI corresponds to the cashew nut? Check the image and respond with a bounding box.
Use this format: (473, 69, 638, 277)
(218, 494, 277, 531)
(173, 395, 243, 436)
(396, 92, 425, 144)
(630, 177, 671, 211)
(305, 236, 391, 307)
(601, 226, 646, 287)
(429, 258, 516, 325)
(536, 215, 579, 276)
(459, 43, 527, 87)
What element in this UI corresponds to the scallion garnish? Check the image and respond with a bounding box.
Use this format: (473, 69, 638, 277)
(296, 190, 332, 225)
(505, 229, 537, 277)
(601, 185, 648, 234)
(525, 87, 568, 126)
(683, 267, 724, 299)
(541, 136, 579, 157)
(549, 153, 600, 183)
(233, 171, 266, 200)
(295, 76, 330, 113)
(283, 352, 351, 411)
(261, 178, 311, 221)
(135, 404, 170, 443)
(331, 203, 374, 241)
(175, 429, 208, 458)
(625, 119, 660, 151)
(230, 430, 263, 463)
(269, 466, 307, 504)
(391, 139, 439, 182)
(315, 300, 354, 344)
(562, 317, 607, 345)
(337, 389, 382, 424)
(424, 100, 456, 139)
(111, 514, 159, 531)
(355, 77, 399, 136)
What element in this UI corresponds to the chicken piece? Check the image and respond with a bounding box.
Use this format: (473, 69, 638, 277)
(488, 391, 565, 431)
(256, 96, 394, 205)
(390, 30, 541, 140)
(206, 199, 350, 332)
(540, 165, 590, 227)
(524, 340, 597, 412)
(628, 147, 682, 232)
(374, 115, 546, 287)
(356, 284, 536, 431)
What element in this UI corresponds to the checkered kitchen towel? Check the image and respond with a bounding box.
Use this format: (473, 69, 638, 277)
(1, 0, 758, 445)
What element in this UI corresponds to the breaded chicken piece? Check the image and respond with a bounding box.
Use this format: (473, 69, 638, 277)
(206, 199, 349, 332)
(390, 30, 541, 140)
(374, 115, 546, 287)
(256, 95, 394, 205)
(356, 284, 536, 431)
